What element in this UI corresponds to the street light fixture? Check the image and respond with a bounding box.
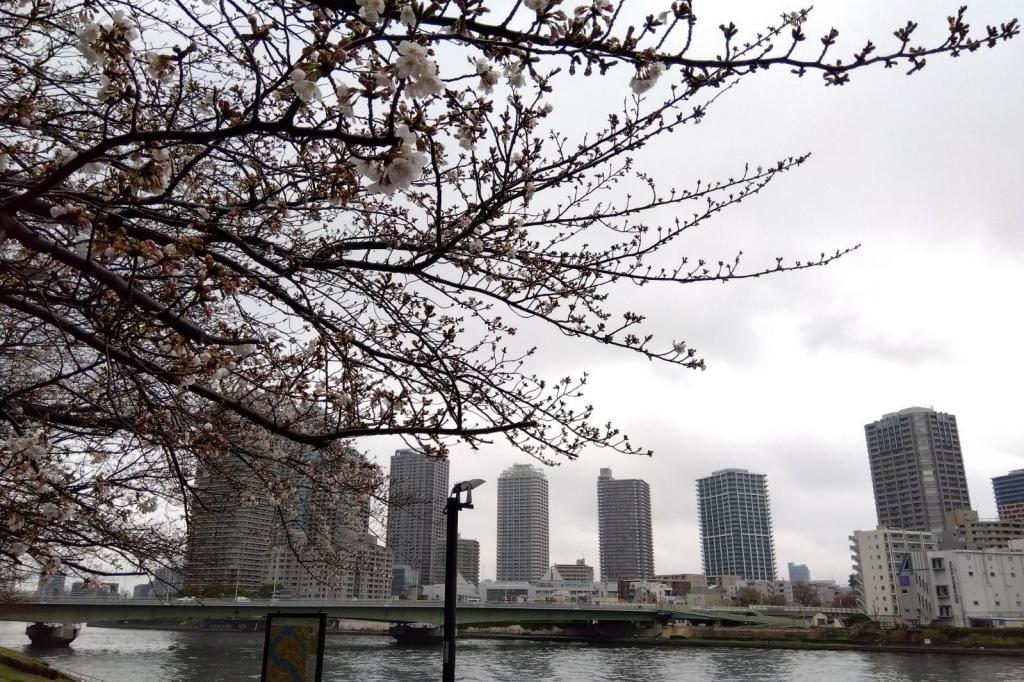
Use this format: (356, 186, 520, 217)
(442, 478, 484, 682)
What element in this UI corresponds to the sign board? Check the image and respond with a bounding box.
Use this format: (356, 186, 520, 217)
(897, 555, 912, 588)
(260, 613, 326, 682)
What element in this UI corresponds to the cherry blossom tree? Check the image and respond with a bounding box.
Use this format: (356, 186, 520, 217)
(0, 0, 1017, 583)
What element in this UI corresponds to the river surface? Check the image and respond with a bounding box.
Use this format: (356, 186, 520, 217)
(2, 622, 1023, 681)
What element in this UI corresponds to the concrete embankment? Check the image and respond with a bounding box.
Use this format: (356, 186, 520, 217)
(0, 647, 80, 681)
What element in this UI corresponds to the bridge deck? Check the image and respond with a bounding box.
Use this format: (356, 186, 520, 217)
(0, 600, 787, 627)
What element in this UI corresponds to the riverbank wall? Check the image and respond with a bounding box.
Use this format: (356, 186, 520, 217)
(0, 646, 80, 681)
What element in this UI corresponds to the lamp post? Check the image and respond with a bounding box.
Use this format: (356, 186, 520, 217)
(443, 478, 484, 682)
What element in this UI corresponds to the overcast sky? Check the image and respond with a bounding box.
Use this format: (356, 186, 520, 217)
(362, 1, 1024, 584)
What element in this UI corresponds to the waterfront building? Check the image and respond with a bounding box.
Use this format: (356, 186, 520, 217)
(133, 584, 154, 599)
(264, 534, 392, 600)
(496, 464, 549, 581)
(993, 469, 1024, 522)
(36, 572, 66, 599)
(457, 536, 481, 586)
(939, 508, 1024, 550)
(476, 578, 618, 604)
(185, 457, 276, 591)
(653, 574, 708, 600)
(597, 468, 655, 581)
(849, 527, 938, 623)
(788, 562, 811, 584)
(902, 548, 1024, 627)
(864, 407, 971, 533)
(391, 564, 420, 596)
(552, 559, 595, 583)
(386, 448, 450, 587)
(150, 567, 183, 599)
(697, 468, 777, 580)
(419, 573, 481, 602)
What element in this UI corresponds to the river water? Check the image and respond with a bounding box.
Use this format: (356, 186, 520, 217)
(1, 622, 1023, 681)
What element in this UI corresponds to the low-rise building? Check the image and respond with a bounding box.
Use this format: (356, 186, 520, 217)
(552, 559, 594, 583)
(729, 579, 791, 605)
(391, 565, 420, 597)
(617, 579, 670, 603)
(476, 579, 618, 604)
(264, 535, 392, 600)
(939, 509, 1024, 551)
(654, 574, 708, 598)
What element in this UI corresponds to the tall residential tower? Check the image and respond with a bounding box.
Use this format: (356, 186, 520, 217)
(697, 468, 776, 581)
(864, 407, 971, 533)
(496, 464, 549, 581)
(597, 468, 654, 581)
(386, 448, 449, 587)
(993, 469, 1024, 522)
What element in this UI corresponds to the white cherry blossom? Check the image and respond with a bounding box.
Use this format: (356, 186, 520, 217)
(357, 0, 385, 23)
(400, 4, 417, 28)
(396, 41, 443, 99)
(473, 58, 499, 94)
(630, 62, 665, 95)
(145, 52, 176, 84)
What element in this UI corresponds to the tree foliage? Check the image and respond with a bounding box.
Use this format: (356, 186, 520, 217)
(0, 0, 1017, 581)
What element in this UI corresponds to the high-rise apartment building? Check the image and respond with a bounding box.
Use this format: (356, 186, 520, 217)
(496, 464, 549, 581)
(457, 537, 480, 586)
(864, 407, 971, 533)
(186, 458, 276, 591)
(186, 442, 393, 598)
(697, 468, 776, 581)
(788, 562, 811, 584)
(993, 469, 1024, 522)
(386, 448, 449, 587)
(597, 468, 654, 581)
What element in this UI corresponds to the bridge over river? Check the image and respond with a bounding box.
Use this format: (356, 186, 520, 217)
(0, 598, 810, 634)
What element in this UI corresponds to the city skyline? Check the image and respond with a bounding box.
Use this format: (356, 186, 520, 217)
(374, 411, 1015, 581)
(349, 2, 1024, 584)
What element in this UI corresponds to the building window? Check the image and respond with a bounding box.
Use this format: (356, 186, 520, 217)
(935, 585, 949, 598)
(973, 601, 979, 606)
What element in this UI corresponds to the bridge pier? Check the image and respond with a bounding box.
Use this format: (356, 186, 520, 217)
(588, 621, 662, 640)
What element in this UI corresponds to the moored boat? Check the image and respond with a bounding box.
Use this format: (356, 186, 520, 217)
(25, 622, 81, 648)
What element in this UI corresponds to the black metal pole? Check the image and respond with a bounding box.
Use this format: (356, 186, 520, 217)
(442, 496, 459, 682)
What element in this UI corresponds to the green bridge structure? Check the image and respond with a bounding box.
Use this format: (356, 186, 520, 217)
(1, 598, 808, 637)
